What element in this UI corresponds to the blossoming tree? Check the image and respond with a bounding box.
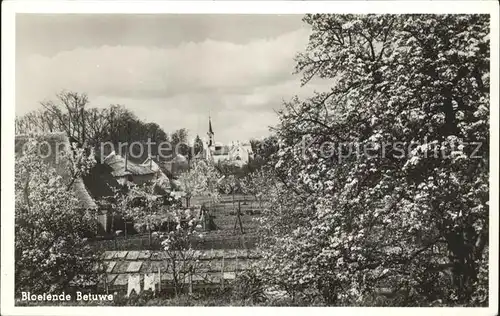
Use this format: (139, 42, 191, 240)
(113, 159, 221, 295)
(258, 14, 489, 306)
(177, 160, 221, 208)
(15, 137, 99, 294)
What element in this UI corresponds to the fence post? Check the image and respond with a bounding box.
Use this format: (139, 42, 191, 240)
(158, 265, 161, 294)
(221, 254, 225, 290)
(104, 271, 108, 294)
(189, 266, 193, 295)
(235, 256, 239, 278)
(242, 235, 247, 250)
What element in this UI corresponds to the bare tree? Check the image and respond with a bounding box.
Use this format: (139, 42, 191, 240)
(40, 90, 89, 146)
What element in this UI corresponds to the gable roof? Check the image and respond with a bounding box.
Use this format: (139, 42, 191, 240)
(103, 151, 155, 177)
(141, 157, 168, 176)
(141, 157, 171, 186)
(15, 132, 97, 209)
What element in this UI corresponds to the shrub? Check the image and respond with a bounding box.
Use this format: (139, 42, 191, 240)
(232, 270, 266, 304)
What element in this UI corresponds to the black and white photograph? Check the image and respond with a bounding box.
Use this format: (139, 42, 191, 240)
(1, 0, 498, 313)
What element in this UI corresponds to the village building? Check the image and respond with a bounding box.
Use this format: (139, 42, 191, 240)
(201, 117, 254, 167)
(15, 131, 207, 239)
(102, 151, 156, 186)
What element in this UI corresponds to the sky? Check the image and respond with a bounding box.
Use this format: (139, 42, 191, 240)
(16, 14, 331, 144)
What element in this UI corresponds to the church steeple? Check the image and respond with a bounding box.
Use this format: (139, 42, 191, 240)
(207, 116, 214, 147)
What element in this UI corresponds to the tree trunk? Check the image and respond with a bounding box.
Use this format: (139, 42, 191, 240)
(232, 191, 235, 208)
(172, 259, 179, 297)
(446, 230, 480, 303)
(110, 210, 115, 234)
(148, 225, 152, 248)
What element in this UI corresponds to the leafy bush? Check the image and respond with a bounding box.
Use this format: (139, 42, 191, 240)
(232, 270, 266, 304)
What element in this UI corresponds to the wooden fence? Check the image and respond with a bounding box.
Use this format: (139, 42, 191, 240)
(92, 233, 259, 251)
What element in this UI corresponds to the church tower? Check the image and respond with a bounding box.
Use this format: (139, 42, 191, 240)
(204, 116, 215, 161)
(207, 116, 214, 147)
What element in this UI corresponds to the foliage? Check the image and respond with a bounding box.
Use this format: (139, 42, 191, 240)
(177, 160, 221, 207)
(232, 270, 266, 304)
(257, 14, 489, 306)
(159, 161, 224, 294)
(15, 138, 100, 294)
(171, 128, 190, 158)
(215, 162, 248, 198)
(124, 180, 174, 232)
(159, 218, 202, 295)
(193, 134, 204, 156)
(248, 135, 281, 170)
(15, 91, 170, 158)
(111, 160, 220, 294)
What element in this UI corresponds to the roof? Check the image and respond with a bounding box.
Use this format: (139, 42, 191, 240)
(141, 158, 171, 184)
(157, 162, 174, 179)
(103, 151, 155, 177)
(73, 178, 98, 209)
(15, 132, 97, 209)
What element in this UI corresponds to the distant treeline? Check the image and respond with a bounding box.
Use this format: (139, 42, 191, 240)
(15, 91, 202, 161)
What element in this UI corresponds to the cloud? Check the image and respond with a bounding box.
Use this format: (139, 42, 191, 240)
(88, 76, 332, 144)
(17, 28, 310, 105)
(16, 26, 332, 143)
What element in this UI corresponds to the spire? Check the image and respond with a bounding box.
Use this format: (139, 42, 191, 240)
(207, 116, 214, 147)
(208, 116, 214, 135)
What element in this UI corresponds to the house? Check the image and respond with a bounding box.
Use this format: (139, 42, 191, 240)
(87, 153, 179, 235)
(84, 157, 169, 236)
(227, 141, 253, 167)
(102, 151, 156, 186)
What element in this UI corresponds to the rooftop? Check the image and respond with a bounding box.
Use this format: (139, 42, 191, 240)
(103, 151, 155, 177)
